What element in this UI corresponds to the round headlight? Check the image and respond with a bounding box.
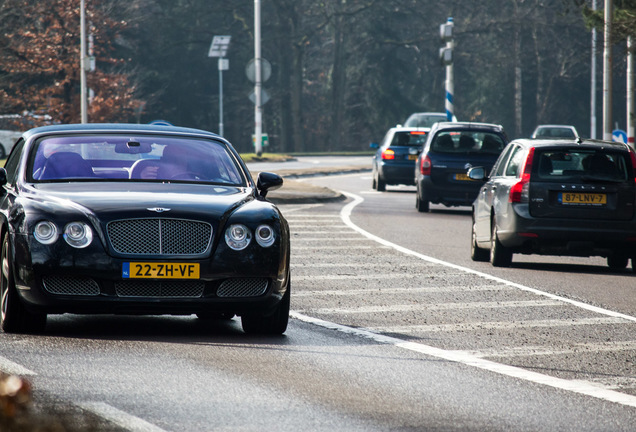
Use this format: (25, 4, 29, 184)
(255, 224, 275, 247)
(63, 222, 93, 248)
(225, 224, 252, 250)
(34, 221, 58, 244)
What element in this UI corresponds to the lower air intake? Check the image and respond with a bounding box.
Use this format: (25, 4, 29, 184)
(115, 281, 204, 298)
(43, 276, 100, 296)
(217, 278, 268, 298)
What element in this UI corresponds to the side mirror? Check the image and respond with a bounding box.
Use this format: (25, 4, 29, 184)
(256, 172, 283, 198)
(0, 168, 7, 186)
(369, 142, 379, 149)
(467, 166, 486, 181)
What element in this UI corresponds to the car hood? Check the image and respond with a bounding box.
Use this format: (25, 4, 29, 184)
(21, 182, 255, 222)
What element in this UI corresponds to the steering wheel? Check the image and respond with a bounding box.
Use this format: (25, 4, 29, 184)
(170, 172, 207, 181)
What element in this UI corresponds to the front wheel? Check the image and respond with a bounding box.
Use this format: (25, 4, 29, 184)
(1, 234, 46, 333)
(489, 219, 512, 267)
(241, 280, 290, 335)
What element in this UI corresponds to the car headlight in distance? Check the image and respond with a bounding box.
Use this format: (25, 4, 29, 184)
(225, 224, 252, 250)
(63, 222, 93, 248)
(34, 221, 58, 244)
(255, 224, 275, 247)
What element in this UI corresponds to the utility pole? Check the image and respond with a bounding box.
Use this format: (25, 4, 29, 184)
(590, 0, 597, 139)
(254, 0, 263, 156)
(628, 36, 634, 147)
(439, 18, 454, 122)
(602, 0, 612, 141)
(80, 0, 87, 123)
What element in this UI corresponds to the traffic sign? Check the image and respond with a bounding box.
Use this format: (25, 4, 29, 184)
(612, 129, 627, 143)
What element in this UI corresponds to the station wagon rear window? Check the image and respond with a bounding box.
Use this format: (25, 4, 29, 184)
(534, 148, 629, 182)
(431, 131, 505, 155)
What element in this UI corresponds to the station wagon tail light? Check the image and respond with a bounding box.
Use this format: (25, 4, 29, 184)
(420, 155, 432, 175)
(34, 221, 58, 244)
(381, 149, 395, 160)
(630, 149, 636, 183)
(509, 147, 535, 203)
(64, 222, 93, 248)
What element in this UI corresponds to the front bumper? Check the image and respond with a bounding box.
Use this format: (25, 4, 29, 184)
(12, 233, 289, 317)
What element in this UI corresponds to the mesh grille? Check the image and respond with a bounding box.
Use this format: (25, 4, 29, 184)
(107, 218, 212, 255)
(217, 278, 268, 298)
(43, 276, 100, 296)
(115, 280, 204, 298)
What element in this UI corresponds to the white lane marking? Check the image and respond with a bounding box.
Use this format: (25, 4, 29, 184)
(286, 214, 341, 218)
(458, 340, 636, 359)
(291, 231, 354, 234)
(292, 245, 383, 250)
(293, 273, 424, 281)
(280, 203, 324, 213)
(291, 238, 372, 242)
(292, 285, 509, 296)
(79, 402, 168, 432)
(306, 300, 563, 315)
(366, 317, 629, 333)
(0, 356, 36, 376)
(339, 191, 636, 324)
(291, 312, 636, 408)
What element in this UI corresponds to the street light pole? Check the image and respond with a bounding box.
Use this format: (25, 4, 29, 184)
(80, 0, 87, 123)
(254, 0, 263, 156)
(602, 0, 612, 141)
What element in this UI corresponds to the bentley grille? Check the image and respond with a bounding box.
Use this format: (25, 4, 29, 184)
(107, 218, 212, 255)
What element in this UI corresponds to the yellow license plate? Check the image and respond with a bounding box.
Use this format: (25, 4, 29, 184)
(559, 192, 607, 205)
(408, 154, 418, 160)
(454, 173, 472, 181)
(123, 262, 200, 279)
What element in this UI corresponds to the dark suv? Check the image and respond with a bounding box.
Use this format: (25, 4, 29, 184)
(469, 138, 636, 269)
(415, 122, 507, 212)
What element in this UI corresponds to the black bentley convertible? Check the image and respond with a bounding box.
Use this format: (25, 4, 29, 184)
(0, 124, 290, 334)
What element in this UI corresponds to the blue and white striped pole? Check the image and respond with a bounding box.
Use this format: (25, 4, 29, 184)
(440, 17, 454, 121)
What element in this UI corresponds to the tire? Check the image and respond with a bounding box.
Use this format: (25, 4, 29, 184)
(241, 278, 290, 335)
(489, 219, 512, 267)
(1, 234, 46, 333)
(375, 172, 386, 192)
(470, 219, 489, 262)
(416, 185, 429, 213)
(607, 255, 628, 269)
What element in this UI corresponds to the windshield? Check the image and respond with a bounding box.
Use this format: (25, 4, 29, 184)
(404, 114, 447, 128)
(430, 131, 505, 155)
(29, 134, 246, 185)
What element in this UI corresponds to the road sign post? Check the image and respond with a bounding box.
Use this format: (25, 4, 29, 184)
(208, 35, 231, 137)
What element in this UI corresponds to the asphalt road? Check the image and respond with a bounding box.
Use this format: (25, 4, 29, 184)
(1, 157, 635, 431)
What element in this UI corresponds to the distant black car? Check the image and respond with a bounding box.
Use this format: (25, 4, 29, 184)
(0, 124, 290, 334)
(469, 137, 636, 269)
(372, 126, 429, 191)
(415, 122, 507, 212)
